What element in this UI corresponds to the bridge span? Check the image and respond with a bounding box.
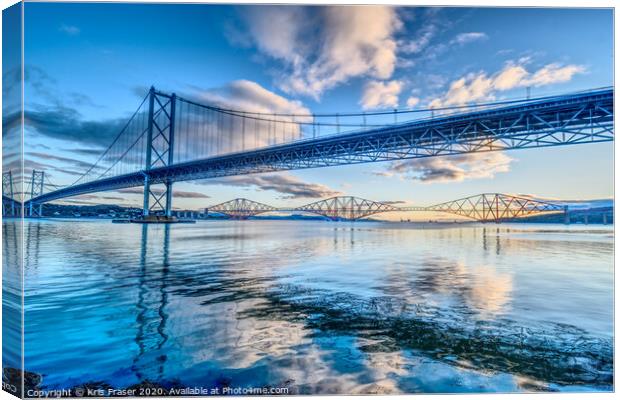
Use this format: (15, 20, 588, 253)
(206, 194, 567, 222)
(11, 87, 614, 217)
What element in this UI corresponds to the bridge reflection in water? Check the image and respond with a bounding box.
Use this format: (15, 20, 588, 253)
(132, 225, 170, 383)
(8, 220, 613, 392)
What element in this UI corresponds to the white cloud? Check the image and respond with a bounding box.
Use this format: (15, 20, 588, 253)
(406, 96, 420, 108)
(360, 80, 403, 110)
(59, 24, 80, 35)
(429, 61, 585, 108)
(198, 79, 311, 116)
(452, 32, 488, 45)
(397, 8, 447, 57)
(400, 24, 437, 54)
(375, 152, 513, 183)
(399, 14, 486, 65)
(524, 63, 586, 87)
(241, 6, 402, 99)
(493, 64, 529, 90)
(242, 6, 306, 64)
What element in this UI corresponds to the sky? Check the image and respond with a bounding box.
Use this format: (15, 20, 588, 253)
(12, 3, 614, 219)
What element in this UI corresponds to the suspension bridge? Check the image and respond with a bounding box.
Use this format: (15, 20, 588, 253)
(1, 86, 614, 220)
(205, 194, 568, 222)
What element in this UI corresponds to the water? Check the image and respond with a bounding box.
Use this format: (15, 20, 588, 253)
(3, 219, 614, 394)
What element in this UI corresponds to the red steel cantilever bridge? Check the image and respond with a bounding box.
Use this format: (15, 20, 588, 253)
(205, 194, 568, 222)
(13, 87, 614, 217)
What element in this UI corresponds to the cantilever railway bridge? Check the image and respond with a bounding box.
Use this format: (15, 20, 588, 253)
(205, 194, 567, 222)
(1, 87, 613, 218)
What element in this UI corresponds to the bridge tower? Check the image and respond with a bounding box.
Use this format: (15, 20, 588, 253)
(2, 170, 16, 217)
(142, 87, 176, 218)
(29, 170, 44, 217)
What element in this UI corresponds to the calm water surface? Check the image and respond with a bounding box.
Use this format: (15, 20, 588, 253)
(3, 219, 614, 393)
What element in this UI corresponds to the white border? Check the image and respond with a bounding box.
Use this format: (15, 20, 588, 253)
(0, 1, 616, 400)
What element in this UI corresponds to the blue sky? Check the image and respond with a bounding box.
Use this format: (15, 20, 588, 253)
(19, 4, 613, 218)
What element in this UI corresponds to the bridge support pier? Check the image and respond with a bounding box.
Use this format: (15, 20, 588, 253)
(28, 170, 45, 218)
(165, 181, 173, 218)
(28, 203, 43, 218)
(2, 171, 17, 217)
(142, 174, 150, 217)
(141, 180, 174, 220)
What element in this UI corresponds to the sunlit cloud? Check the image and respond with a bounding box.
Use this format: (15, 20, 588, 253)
(238, 5, 402, 99)
(195, 79, 310, 116)
(375, 153, 514, 183)
(525, 63, 586, 87)
(406, 96, 420, 108)
(360, 80, 403, 110)
(428, 61, 586, 108)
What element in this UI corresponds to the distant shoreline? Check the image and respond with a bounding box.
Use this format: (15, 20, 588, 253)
(6, 217, 613, 229)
